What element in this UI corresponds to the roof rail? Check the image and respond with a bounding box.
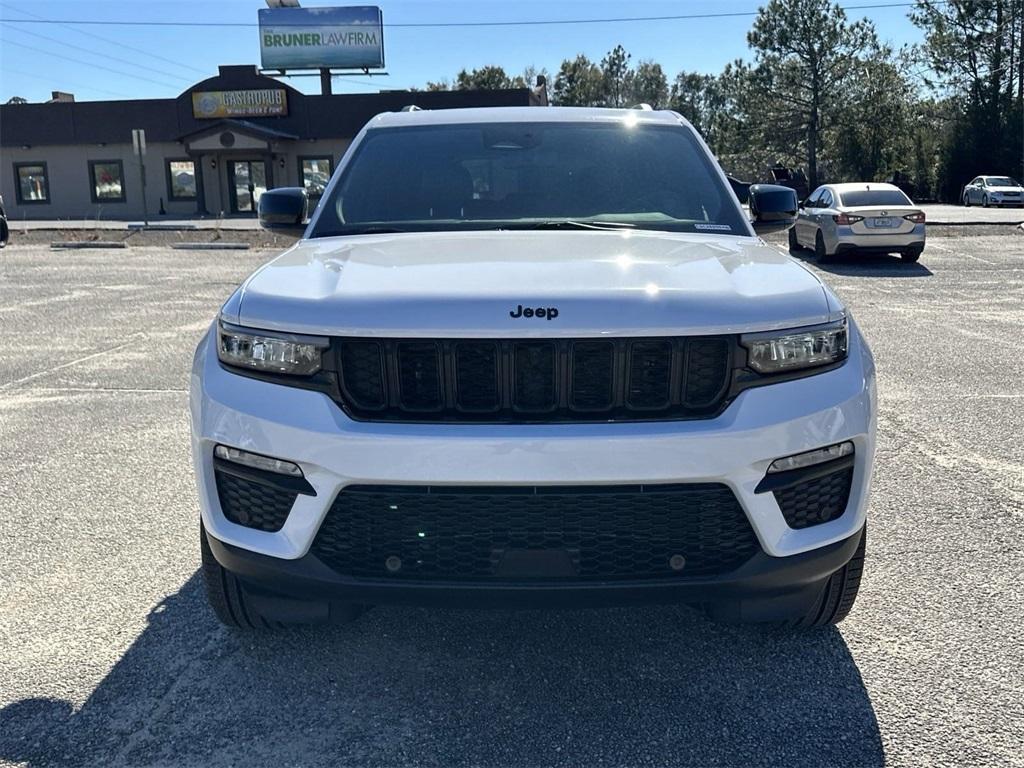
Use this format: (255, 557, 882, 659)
(399, 104, 423, 112)
(630, 103, 654, 111)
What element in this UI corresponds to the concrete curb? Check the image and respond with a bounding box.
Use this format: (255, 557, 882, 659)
(50, 241, 128, 249)
(170, 242, 250, 250)
(128, 223, 199, 231)
(929, 220, 1023, 227)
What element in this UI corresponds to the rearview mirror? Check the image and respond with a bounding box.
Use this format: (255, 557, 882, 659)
(749, 184, 798, 235)
(258, 187, 309, 234)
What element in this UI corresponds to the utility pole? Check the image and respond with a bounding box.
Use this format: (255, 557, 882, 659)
(132, 128, 149, 226)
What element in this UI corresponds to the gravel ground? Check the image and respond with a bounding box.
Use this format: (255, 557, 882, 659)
(4, 227, 301, 249)
(0, 234, 1022, 767)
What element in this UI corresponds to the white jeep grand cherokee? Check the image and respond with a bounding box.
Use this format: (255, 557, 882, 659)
(191, 107, 875, 630)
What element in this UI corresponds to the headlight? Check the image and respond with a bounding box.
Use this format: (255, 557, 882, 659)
(217, 321, 327, 375)
(742, 319, 848, 374)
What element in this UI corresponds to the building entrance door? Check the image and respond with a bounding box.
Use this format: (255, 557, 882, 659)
(227, 159, 268, 214)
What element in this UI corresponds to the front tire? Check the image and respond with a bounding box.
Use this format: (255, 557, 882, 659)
(200, 523, 368, 629)
(785, 525, 866, 629)
(201, 523, 282, 629)
(983, 195, 990, 208)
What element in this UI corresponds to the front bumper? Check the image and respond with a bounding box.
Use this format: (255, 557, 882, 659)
(191, 319, 876, 597)
(205, 523, 864, 620)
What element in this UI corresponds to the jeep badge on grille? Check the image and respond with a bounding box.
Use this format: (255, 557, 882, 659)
(510, 304, 559, 320)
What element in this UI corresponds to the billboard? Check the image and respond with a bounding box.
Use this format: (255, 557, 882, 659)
(192, 90, 288, 118)
(259, 6, 384, 70)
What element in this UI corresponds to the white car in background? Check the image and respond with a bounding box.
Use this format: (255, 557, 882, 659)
(791, 182, 926, 263)
(961, 176, 1024, 208)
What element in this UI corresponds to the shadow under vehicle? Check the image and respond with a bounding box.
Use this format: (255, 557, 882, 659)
(0, 572, 885, 767)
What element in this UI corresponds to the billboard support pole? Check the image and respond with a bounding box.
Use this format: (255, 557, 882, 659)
(320, 68, 333, 96)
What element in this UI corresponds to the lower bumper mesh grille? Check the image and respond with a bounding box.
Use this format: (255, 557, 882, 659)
(215, 470, 296, 532)
(311, 484, 760, 582)
(774, 467, 854, 529)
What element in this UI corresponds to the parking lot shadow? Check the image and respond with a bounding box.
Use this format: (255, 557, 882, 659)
(788, 247, 935, 277)
(0, 573, 884, 767)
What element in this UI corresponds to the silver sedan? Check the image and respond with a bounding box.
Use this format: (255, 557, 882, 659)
(790, 183, 926, 263)
(961, 175, 1024, 207)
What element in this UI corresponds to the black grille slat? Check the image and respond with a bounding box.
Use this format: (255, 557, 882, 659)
(455, 342, 500, 412)
(775, 467, 854, 529)
(684, 338, 732, 408)
(397, 341, 443, 411)
(335, 336, 734, 422)
(312, 483, 759, 581)
(570, 342, 615, 411)
(627, 340, 673, 409)
(338, 341, 386, 410)
(513, 342, 557, 412)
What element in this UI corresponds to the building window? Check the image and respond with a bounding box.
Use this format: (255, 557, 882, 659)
(14, 162, 50, 204)
(166, 159, 197, 201)
(299, 157, 333, 198)
(89, 160, 125, 202)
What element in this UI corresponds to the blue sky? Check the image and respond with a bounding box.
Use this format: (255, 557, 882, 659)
(0, 0, 926, 102)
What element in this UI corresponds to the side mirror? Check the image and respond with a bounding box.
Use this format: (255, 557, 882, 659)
(749, 183, 798, 235)
(258, 187, 308, 234)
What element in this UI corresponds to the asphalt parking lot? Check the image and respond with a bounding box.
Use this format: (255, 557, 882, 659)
(1, 232, 1022, 767)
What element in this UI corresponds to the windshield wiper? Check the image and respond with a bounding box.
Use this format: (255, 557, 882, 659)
(314, 221, 639, 237)
(501, 220, 637, 231)
(313, 226, 410, 238)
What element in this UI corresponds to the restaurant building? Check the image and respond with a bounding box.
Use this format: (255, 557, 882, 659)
(0, 65, 546, 220)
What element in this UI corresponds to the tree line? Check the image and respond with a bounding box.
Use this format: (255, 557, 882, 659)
(424, 0, 1024, 203)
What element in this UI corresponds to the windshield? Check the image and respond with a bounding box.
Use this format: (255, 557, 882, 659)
(310, 121, 749, 237)
(986, 177, 1019, 187)
(839, 189, 912, 207)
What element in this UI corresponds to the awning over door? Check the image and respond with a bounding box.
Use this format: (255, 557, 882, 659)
(178, 119, 298, 153)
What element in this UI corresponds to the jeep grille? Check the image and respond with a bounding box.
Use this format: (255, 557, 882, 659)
(335, 337, 733, 422)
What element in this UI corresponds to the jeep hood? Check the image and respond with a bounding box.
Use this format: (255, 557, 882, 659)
(229, 230, 838, 337)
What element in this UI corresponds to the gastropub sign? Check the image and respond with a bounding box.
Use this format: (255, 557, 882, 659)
(192, 89, 289, 119)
